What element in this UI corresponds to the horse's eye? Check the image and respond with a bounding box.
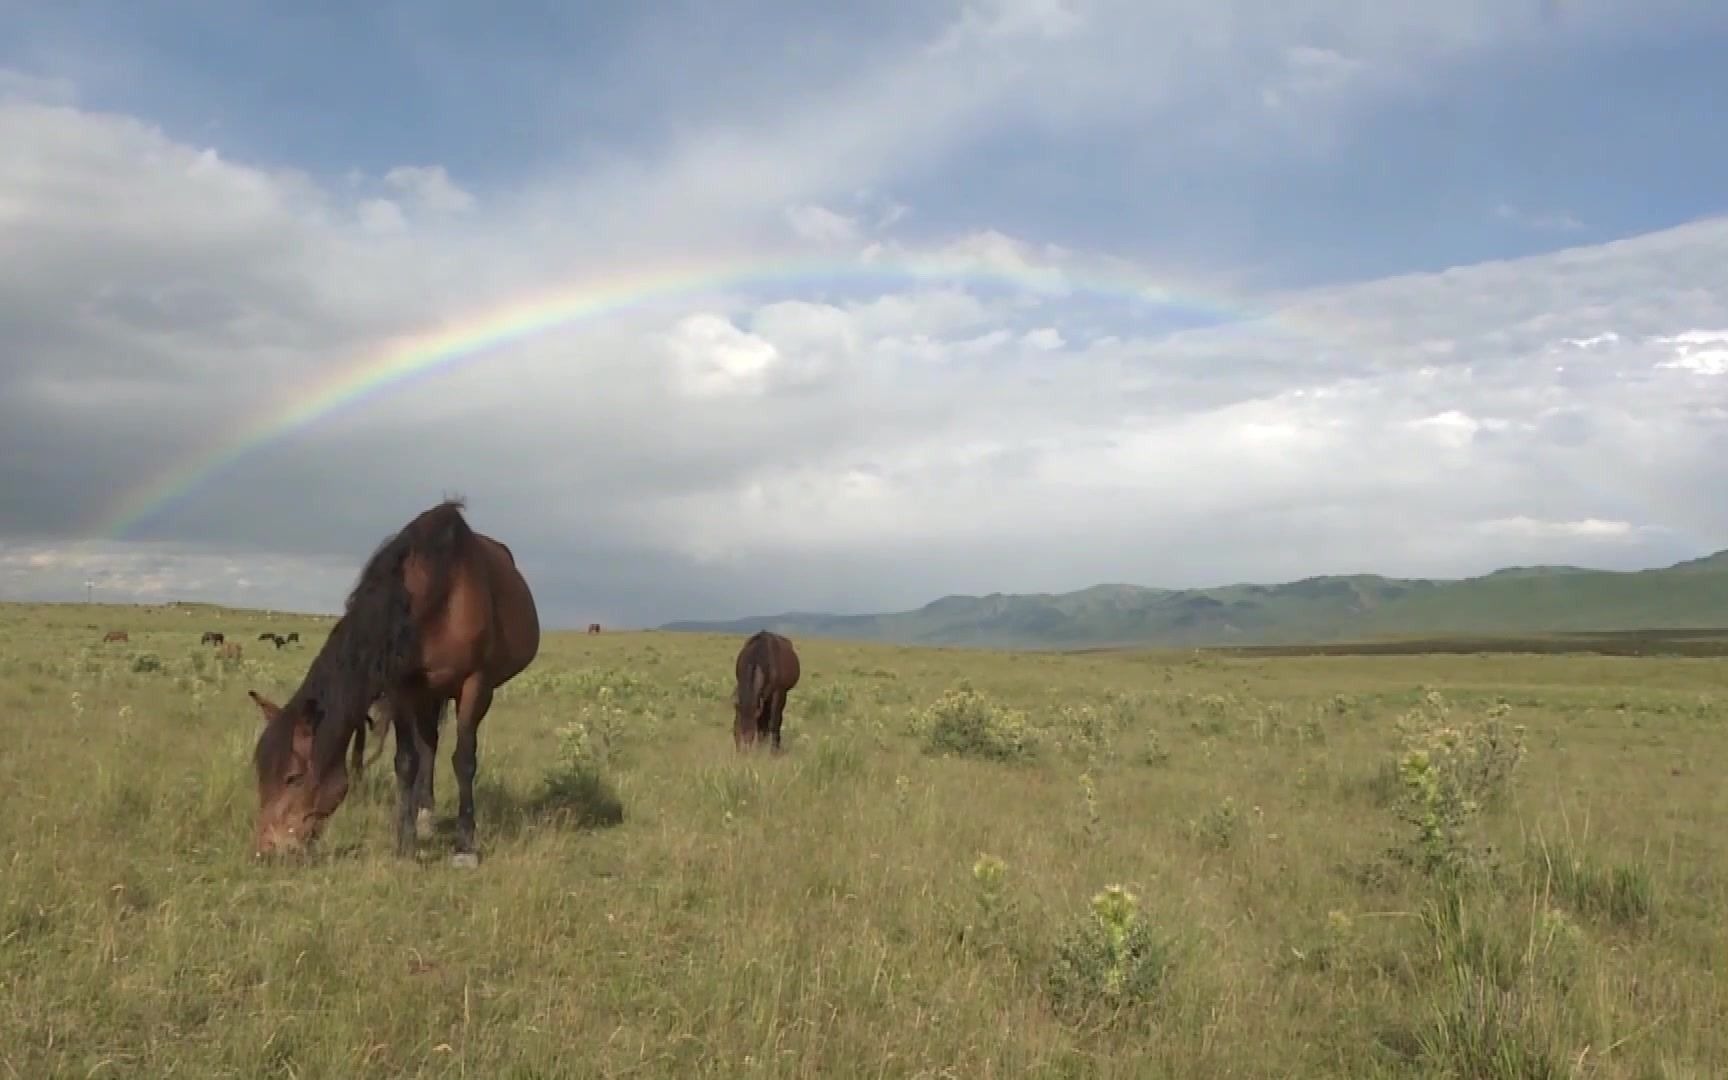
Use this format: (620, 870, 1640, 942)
(285, 773, 304, 787)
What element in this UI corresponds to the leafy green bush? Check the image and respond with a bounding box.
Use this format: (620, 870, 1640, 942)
(1045, 884, 1170, 1024)
(1393, 691, 1527, 877)
(914, 682, 1038, 762)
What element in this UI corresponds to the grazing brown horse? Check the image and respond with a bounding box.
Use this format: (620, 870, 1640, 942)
(284, 632, 300, 644)
(587, 622, 602, 634)
(732, 630, 800, 752)
(248, 498, 540, 864)
(202, 631, 225, 646)
(218, 641, 243, 661)
(102, 630, 128, 643)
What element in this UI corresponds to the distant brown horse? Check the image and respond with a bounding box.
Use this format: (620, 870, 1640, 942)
(102, 630, 128, 643)
(202, 631, 225, 646)
(733, 630, 800, 753)
(219, 641, 242, 661)
(248, 498, 541, 863)
(587, 623, 602, 634)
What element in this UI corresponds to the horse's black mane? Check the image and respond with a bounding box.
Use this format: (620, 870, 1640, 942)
(254, 497, 473, 780)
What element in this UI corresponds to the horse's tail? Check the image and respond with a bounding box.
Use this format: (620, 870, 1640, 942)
(734, 631, 771, 708)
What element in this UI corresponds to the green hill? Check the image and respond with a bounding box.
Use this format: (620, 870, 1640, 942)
(658, 550, 1728, 648)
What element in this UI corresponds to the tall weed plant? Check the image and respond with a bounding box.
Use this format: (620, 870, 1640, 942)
(1393, 691, 1528, 879)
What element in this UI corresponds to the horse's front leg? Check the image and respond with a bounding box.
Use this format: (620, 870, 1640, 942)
(414, 702, 441, 841)
(390, 699, 421, 858)
(390, 691, 426, 860)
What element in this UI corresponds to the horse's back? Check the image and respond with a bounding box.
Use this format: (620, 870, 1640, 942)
(411, 528, 538, 693)
(738, 630, 800, 691)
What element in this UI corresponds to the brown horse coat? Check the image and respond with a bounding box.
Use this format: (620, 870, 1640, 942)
(249, 498, 540, 860)
(733, 630, 800, 752)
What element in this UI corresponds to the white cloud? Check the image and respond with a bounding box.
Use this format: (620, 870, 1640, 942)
(0, 540, 355, 609)
(1406, 409, 1482, 450)
(1023, 327, 1064, 350)
(1475, 517, 1642, 541)
(664, 313, 782, 396)
(933, 0, 1087, 52)
(1261, 44, 1365, 113)
(1655, 330, 1728, 376)
(785, 204, 861, 245)
(357, 198, 407, 234)
(863, 229, 1074, 295)
(1494, 202, 1587, 232)
(382, 165, 475, 214)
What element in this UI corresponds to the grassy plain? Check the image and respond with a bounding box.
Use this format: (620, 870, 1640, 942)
(2, 601, 1725, 1078)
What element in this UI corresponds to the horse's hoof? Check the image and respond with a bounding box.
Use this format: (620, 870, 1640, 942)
(415, 807, 434, 841)
(450, 852, 480, 869)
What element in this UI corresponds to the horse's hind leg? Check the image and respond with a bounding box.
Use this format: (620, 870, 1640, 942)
(390, 695, 423, 858)
(452, 673, 494, 863)
(769, 689, 788, 753)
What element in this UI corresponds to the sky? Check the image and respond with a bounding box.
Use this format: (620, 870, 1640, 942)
(3, 0, 1728, 628)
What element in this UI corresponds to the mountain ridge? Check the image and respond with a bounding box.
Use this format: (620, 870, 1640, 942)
(657, 549, 1728, 648)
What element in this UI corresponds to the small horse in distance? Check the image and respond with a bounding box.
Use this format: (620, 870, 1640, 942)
(284, 632, 300, 644)
(247, 498, 541, 865)
(587, 623, 602, 634)
(202, 631, 225, 646)
(258, 632, 288, 648)
(732, 630, 800, 753)
(102, 630, 128, 643)
(257, 632, 277, 643)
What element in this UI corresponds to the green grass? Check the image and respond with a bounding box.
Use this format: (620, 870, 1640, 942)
(3, 600, 1727, 1077)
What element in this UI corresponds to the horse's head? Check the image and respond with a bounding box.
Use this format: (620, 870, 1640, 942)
(248, 689, 350, 858)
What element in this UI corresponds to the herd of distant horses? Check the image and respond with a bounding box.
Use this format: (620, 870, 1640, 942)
(96, 499, 799, 866)
(179, 629, 303, 661)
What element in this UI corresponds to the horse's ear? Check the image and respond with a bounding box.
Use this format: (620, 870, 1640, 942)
(247, 690, 280, 721)
(290, 713, 316, 761)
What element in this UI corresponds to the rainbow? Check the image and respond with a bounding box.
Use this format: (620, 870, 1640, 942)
(92, 252, 1297, 541)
